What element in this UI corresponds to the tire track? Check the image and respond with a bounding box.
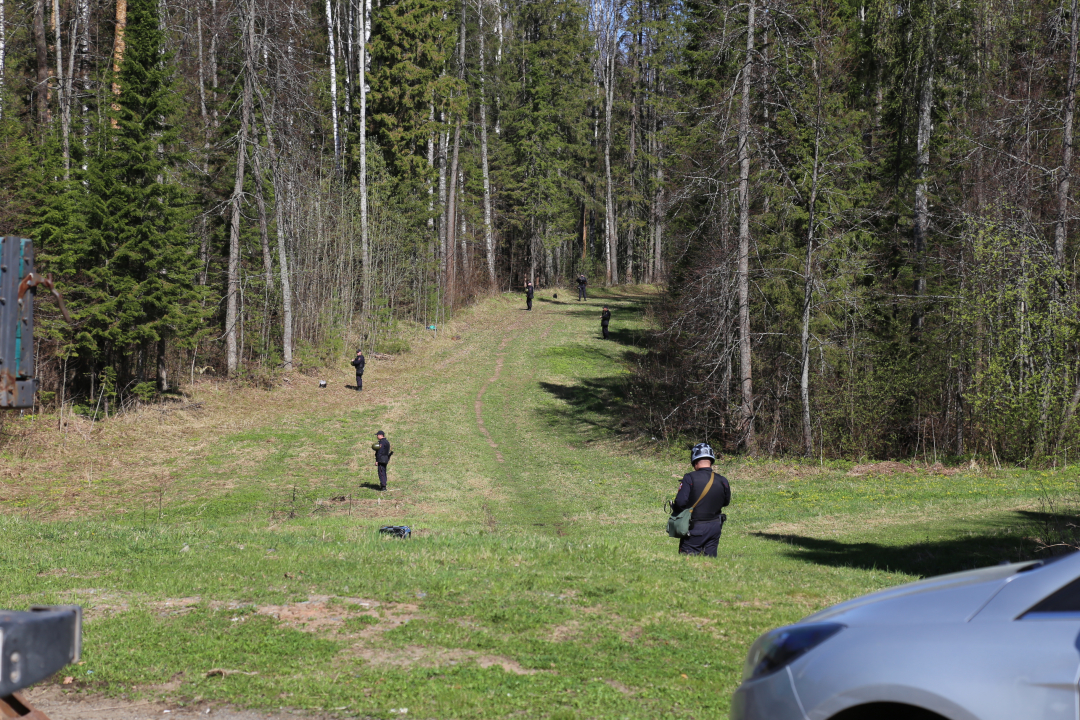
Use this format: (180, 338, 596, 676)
(474, 336, 510, 463)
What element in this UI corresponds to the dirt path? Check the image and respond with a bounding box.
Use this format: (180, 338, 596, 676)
(24, 687, 332, 720)
(473, 335, 510, 463)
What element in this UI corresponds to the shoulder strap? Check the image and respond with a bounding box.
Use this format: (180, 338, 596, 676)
(689, 470, 715, 511)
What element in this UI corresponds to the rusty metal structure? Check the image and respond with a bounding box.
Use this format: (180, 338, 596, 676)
(0, 238, 69, 409)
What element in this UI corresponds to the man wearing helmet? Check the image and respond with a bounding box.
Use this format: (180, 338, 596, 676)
(670, 443, 730, 556)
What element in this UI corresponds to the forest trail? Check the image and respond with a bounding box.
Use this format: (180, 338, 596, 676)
(377, 287, 657, 538)
(3, 286, 1063, 720)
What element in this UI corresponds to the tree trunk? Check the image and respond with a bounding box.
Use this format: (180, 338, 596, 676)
(360, 0, 370, 312)
(209, 0, 218, 128)
(427, 102, 435, 238)
(1057, 2, 1080, 453)
(1056, 0, 1078, 268)
(197, 11, 207, 123)
(76, 0, 89, 143)
(251, 142, 274, 291)
(650, 79, 663, 282)
(626, 0, 641, 283)
(648, 126, 656, 280)
(262, 91, 293, 369)
(196, 8, 209, 285)
(226, 2, 254, 376)
(478, 0, 495, 285)
(157, 336, 168, 392)
(459, 168, 468, 278)
(604, 52, 618, 284)
(737, 0, 756, 453)
(581, 203, 588, 260)
(325, 0, 340, 164)
(111, 0, 126, 104)
(453, 0, 466, 287)
(447, 118, 462, 303)
(342, 0, 351, 139)
(494, 0, 502, 136)
(0, 0, 5, 122)
(270, 136, 293, 370)
(52, 0, 70, 177)
(438, 112, 448, 261)
(912, 14, 934, 334)
(801, 63, 823, 457)
(33, 0, 48, 126)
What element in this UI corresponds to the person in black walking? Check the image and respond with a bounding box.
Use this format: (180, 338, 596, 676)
(670, 443, 730, 557)
(371, 430, 392, 491)
(350, 349, 365, 391)
(577, 273, 588, 301)
(600, 306, 611, 339)
(525, 281, 534, 311)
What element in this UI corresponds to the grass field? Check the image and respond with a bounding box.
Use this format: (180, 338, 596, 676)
(1, 286, 1077, 719)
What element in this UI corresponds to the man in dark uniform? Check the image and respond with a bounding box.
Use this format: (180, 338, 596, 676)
(577, 273, 588, 301)
(350, 349, 365, 391)
(670, 443, 730, 557)
(525, 281, 534, 311)
(601, 306, 611, 339)
(372, 430, 391, 491)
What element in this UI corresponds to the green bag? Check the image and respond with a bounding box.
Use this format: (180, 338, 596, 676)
(666, 470, 715, 538)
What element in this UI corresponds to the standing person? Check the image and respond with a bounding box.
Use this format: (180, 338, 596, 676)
(350, 349, 366, 391)
(600, 306, 611, 339)
(577, 273, 588, 301)
(670, 443, 730, 557)
(371, 430, 392, 491)
(525, 280, 534, 311)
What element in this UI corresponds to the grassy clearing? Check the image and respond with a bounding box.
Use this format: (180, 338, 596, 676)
(2, 286, 1077, 719)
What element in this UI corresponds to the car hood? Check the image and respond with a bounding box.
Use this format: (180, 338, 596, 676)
(801, 561, 1040, 625)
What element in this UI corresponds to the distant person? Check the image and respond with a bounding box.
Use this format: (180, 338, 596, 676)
(577, 273, 588, 301)
(670, 443, 730, 557)
(350, 349, 365, 391)
(601, 306, 611, 339)
(525, 281, 534, 311)
(371, 430, 392, 491)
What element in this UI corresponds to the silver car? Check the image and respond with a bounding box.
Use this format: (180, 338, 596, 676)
(731, 550, 1080, 720)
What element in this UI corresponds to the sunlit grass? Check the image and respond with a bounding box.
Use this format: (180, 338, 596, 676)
(1, 288, 1072, 719)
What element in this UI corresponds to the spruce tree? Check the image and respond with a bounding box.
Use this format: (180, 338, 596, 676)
(53, 0, 203, 392)
(369, 0, 458, 220)
(496, 0, 592, 270)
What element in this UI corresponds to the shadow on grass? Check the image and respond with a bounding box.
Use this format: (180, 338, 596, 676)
(538, 376, 633, 436)
(754, 509, 1080, 577)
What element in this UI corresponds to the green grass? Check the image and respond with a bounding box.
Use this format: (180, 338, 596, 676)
(3, 288, 1078, 719)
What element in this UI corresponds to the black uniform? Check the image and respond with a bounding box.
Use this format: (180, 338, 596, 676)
(600, 308, 611, 339)
(671, 466, 730, 556)
(374, 436, 391, 490)
(577, 274, 588, 301)
(351, 352, 366, 390)
(525, 283, 534, 311)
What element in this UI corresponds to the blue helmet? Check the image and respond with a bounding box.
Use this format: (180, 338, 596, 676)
(690, 442, 716, 464)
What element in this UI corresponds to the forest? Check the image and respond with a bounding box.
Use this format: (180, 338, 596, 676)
(1, 0, 1079, 463)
